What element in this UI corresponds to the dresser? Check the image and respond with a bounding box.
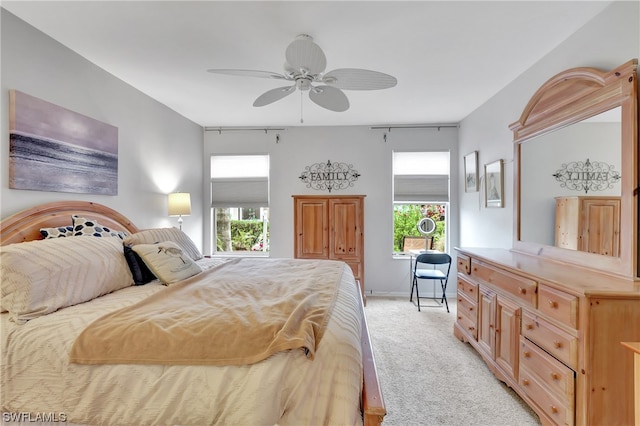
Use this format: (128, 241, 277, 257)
(293, 195, 365, 298)
(454, 247, 640, 426)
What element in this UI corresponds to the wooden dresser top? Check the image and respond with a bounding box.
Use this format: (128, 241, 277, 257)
(455, 247, 640, 297)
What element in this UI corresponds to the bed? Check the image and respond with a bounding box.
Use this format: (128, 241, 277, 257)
(0, 201, 386, 425)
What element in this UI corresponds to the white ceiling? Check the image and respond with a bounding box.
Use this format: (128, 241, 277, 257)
(2, 1, 612, 128)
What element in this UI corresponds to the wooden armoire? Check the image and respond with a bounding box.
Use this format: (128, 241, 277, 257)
(293, 195, 365, 299)
(554, 196, 621, 256)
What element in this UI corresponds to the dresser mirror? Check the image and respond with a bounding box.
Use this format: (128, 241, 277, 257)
(510, 59, 638, 277)
(519, 106, 621, 248)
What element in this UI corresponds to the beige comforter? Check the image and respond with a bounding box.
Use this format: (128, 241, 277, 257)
(2, 259, 364, 425)
(70, 258, 343, 366)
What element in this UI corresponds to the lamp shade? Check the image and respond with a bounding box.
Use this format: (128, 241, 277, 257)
(168, 193, 191, 216)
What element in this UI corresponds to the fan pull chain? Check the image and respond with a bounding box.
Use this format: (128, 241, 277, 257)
(300, 91, 304, 124)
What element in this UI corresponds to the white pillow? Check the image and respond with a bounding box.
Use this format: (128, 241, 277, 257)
(124, 227, 202, 260)
(1, 236, 134, 324)
(132, 241, 202, 285)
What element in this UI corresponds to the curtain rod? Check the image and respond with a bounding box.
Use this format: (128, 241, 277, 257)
(369, 124, 459, 131)
(204, 127, 287, 134)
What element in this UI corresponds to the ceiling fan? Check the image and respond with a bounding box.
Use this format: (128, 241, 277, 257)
(207, 34, 397, 115)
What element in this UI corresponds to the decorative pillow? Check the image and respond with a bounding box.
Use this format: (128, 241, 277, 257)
(124, 245, 156, 285)
(124, 228, 202, 261)
(40, 225, 74, 239)
(0, 236, 134, 324)
(72, 215, 128, 239)
(132, 241, 202, 285)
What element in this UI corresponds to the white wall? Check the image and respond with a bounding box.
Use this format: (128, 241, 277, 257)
(204, 125, 459, 296)
(0, 10, 205, 248)
(458, 1, 640, 249)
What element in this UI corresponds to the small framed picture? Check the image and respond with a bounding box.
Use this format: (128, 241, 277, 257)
(485, 159, 504, 208)
(464, 151, 479, 192)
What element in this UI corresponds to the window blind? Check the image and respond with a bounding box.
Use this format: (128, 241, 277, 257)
(211, 177, 268, 208)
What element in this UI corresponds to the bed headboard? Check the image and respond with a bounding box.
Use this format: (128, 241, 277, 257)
(0, 201, 140, 246)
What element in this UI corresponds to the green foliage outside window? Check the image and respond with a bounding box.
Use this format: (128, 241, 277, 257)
(216, 220, 269, 252)
(393, 204, 446, 252)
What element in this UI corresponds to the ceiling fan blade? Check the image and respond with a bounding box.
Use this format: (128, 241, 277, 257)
(207, 69, 288, 80)
(285, 35, 327, 75)
(309, 85, 349, 112)
(323, 68, 397, 90)
(253, 85, 296, 107)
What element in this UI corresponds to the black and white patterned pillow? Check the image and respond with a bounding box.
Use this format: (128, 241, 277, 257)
(72, 215, 128, 239)
(40, 226, 74, 239)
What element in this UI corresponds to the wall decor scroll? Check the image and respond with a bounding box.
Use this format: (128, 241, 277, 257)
(298, 160, 360, 192)
(9, 90, 118, 195)
(552, 158, 620, 193)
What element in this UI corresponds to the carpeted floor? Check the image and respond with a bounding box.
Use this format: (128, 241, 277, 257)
(364, 296, 541, 426)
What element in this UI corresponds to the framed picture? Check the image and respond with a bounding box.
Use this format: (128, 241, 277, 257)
(464, 151, 479, 192)
(9, 90, 118, 195)
(485, 159, 504, 208)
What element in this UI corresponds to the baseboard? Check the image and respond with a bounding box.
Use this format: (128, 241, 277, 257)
(367, 291, 455, 298)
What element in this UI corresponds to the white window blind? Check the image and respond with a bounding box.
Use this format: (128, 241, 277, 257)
(393, 151, 450, 202)
(211, 155, 269, 208)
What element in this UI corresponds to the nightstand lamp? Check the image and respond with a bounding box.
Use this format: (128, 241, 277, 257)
(168, 192, 191, 230)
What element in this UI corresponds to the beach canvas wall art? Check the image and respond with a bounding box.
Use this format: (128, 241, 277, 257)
(9, 90, 118, 195)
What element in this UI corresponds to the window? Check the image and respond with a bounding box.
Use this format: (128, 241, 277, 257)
(393, 151, 449, 253)
(211, 155, 269, 254)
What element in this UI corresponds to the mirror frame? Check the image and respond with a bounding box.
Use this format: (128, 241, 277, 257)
(510, 59, 638, 278)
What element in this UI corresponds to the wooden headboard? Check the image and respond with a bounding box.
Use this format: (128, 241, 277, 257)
(0, 201, 140, 246)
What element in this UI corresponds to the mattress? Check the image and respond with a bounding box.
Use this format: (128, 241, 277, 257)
(1, 260, 363, 426)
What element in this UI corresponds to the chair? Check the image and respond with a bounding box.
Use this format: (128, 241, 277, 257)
(410, 252, 451, 312)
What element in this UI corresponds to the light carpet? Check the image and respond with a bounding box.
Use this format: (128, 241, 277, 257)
(364, 296, 541, 426)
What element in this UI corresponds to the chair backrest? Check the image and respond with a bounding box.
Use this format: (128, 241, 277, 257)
(414, 252, 452, 277)
(415, 252, 451, 266)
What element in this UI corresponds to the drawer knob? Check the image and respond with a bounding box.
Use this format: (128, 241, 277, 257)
(525, 324, 534, 330)
(550, 406, 558, 414)
(550, 372, 560, 380)
(553, 341, 563, 349)
(457, 316, 462, 320)
(522, 351, 531, 358)
(548, 300, 558, 308)
(468, 327, 475, 331)
(522, 379, 529, 386)
(518, 287, 527, 294)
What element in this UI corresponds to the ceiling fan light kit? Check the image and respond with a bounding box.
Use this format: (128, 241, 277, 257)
(207, 34, 397, 117)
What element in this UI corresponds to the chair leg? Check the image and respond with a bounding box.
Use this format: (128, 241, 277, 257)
(410, 277, 415, 302)
(440, 279, 450, 313)
(415, 280, 421, 312)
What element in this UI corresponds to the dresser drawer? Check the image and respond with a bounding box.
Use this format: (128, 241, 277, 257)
(522, 310, 578, 370)
(538, 284, 579, 329)
(471, 260, 537, 307)
(457, 291, 477, 324)
(457, 253, 471, 274)
(520, 366, 574, 426)
(520, 336, 575, 403)
(457, 275, 478, 302)
(456, 308, 478, 340)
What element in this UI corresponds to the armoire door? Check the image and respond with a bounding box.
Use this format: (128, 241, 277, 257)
(294, 198, 329, 259)
(329, 198, 362, 260)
